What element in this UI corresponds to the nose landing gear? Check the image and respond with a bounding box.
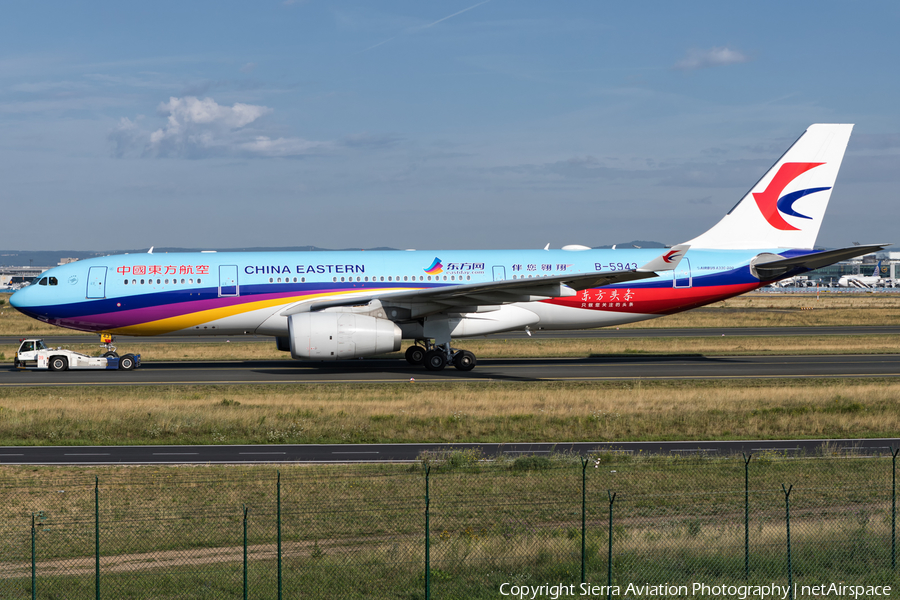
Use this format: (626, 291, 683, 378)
(99, 333, 118, 358)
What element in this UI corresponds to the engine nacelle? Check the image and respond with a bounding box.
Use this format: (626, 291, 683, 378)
(288, 313, 402, 360)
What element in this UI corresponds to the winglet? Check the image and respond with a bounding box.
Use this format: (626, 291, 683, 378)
(637, 244, 689, 272)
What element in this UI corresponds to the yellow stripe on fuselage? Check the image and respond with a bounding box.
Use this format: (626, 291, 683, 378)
(106, 290, 377, 336)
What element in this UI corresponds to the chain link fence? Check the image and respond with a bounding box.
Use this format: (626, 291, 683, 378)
(2, 450, 900, 599)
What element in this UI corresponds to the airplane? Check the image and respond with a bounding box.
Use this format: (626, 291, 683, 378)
(10, 124, 887, 372)
(837, 260, 885, 288)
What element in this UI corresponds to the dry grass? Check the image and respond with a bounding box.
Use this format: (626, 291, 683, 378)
(0, 457, 892, 594)
(0, 379, 898, 445)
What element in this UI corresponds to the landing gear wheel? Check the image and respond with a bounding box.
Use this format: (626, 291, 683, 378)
(103, 351, 119, 358)
(423, 349, 447, 371)
(118, 354, 136, 371)
(453, 350, 477, 371)
(405, 345, 426, 366)
(49, 356, 68, 372)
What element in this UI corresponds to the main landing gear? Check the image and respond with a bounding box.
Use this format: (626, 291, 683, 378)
(405, 340, 476, 372)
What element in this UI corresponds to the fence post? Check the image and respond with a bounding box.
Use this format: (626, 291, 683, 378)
(782, 484, 793, 600)
(95, 476, 100, 600)
(243, 505, 249, 600)
(31, 513, 36, 600)
(892, 447, 898, 571)
(607, 490, 616, 600)
(581, 457, 588, 584)
(277, 471, 282, 600)
(744, 453, 752, 579)
(425, 464, 431, 600)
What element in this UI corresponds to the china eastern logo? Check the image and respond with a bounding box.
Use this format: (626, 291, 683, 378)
(662, 249, 683, 263)
(424, 258, 444, 275)
(753, 162, 831, 231)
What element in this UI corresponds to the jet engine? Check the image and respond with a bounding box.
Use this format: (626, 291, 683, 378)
(287, 312, 402, 360)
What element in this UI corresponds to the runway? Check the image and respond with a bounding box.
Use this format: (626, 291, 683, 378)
(3, 325, 899, 346)
(4, 353, 900, 385)
(1, 438, 897, 465)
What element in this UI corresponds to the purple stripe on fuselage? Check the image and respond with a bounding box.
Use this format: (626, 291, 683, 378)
(62, 288, 347, 330)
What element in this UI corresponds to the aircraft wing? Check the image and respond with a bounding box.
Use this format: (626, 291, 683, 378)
(282, 245, 689, 316)
(752, 243, 890, 281)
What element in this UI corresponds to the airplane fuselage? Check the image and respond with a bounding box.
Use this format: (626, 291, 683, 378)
(10, 247, 800, 339)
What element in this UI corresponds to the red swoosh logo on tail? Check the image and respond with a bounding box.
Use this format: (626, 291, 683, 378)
(752, 162, 824, 231)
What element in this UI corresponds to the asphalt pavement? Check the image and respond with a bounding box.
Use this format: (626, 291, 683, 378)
(3, 353, 900, 385)
(1, 439, 896, 465)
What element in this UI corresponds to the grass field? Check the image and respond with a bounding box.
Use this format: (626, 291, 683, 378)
(1, 379, 898, 446)
(0, 455, 897, 598)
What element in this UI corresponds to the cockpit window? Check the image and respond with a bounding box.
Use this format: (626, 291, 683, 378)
(38, 278, 48, 286)
(48, 277, 58, 286)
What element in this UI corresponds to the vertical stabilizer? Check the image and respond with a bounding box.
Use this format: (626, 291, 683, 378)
(684, 124, 853, 249)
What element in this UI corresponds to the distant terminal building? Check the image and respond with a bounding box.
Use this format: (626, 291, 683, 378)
(0, 265, 57, 290)
(805, 250, 897, 286)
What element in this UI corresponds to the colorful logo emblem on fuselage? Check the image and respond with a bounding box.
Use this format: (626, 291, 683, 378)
(752, 162, 831, 231)
(424, 258, 443, 275)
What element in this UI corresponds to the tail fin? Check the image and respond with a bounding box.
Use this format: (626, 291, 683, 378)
(874, 260, 882, 278)
(684, 124, 853, 249)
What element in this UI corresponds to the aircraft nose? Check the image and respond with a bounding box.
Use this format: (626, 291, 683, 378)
(9, 286, 32, 311)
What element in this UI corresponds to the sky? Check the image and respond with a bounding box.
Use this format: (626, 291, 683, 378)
(1, 1, 898, 252)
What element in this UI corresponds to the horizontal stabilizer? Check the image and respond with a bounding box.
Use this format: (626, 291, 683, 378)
(752, 243, 890, 281)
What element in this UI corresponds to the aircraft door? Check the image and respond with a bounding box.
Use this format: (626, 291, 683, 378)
(87, 266, 107, 298)
(492, 266, 506, 281)
(673, 258, 692, 288)
(219, 265, 239, 297)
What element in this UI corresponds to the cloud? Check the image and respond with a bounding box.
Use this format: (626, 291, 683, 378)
(240, 62, 257, 74)
(674, 47, 749, 71)
(109, 96, 327, 159)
